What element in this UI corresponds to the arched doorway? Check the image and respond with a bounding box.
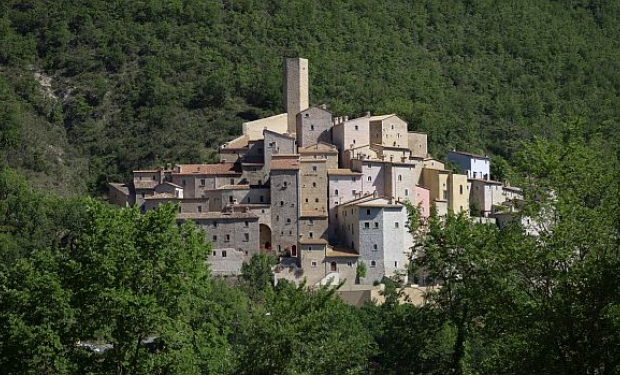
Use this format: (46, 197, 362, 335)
(259, 224, 272, 252)
(330, 261, 337, 272)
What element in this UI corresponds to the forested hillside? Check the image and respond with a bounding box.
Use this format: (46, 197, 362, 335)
(1, 0, 620, 194)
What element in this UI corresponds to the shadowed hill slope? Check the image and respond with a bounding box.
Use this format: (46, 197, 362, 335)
(1, 0, 620, 194)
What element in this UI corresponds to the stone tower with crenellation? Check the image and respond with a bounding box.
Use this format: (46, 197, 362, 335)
(283, 57, 309, 136)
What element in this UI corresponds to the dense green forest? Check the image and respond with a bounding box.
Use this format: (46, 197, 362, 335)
(2, 1, 620, 374)
(1, 0, 620, 193)
(2, 130, 620, 374)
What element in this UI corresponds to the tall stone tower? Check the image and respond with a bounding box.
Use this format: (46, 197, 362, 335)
(283, 57, 309, 135)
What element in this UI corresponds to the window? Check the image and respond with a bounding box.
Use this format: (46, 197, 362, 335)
(330, 262, 337, 272)
(286, 218, 291, 223)
(244, 221, 249, 227)
(353, 139, 356, 144)
(315, 198, 319, 203)
(312, 182, 316, 187)
(212, 235, 217, 241)
(309, 219, 314, 225)
(312, 165, 317, 172)
(354, 125, 359, 130)
(310, 125, 315, 130)
(391, 124, 394, 130)
(230, 179, 234, 184)
(141, 192, 145, 198)
(405, 188, 409, 196)
(276, 215, 279, 221)
(213, 221, 218, 227)
(200, 178, 206, 186)
(370, 260, 377, 268)
(198, 206, 202, 213)
(305, 198, 309, 203)
(395, 222, 399, 228)
(311, 261, 317, 268)
(260, 195, 264, 202)
(373, 244, 378, 250)
(367, 176, 372, 182)
(374, 222, 379, 228)
(283, 181, 288, 187)
(394, 261, 398, 267)
(182, 179, 186, 186)
(280, 201, 284, 206)
(309, 231, 314, 238)
(225, 234, 230, 242)
(178, 206, 182, 213)
(222, 250, 227, 258)
(244, 233, 249, 242)
(398, 175, 402, 181)
(352, 189, 356, 195)
(213, 251, 216, 256)
(334, 189, 339, 195)
(364, 222, 370, 229)
(459, 185, 464, 195)
(366, 209, 371, 216)
(367, 163, 372, 169)
(291, 245, 297, 257)
(347, 261, 353, 267)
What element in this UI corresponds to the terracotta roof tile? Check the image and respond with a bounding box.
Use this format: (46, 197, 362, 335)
(177, 212, 259, 220)
(271, 156, 300, 170)
(328, 169, 363, 176)
(174, 163, 242, 175)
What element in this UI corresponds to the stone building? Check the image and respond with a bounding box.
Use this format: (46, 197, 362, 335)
(270, 155, 301, 254)
(110, 57, 523, 285)
(177, 211, 259, 276)
(296, 106, 333, 147)
(284, 57, 309, 135)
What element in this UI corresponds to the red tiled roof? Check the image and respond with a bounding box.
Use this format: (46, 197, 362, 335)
(177, 212, 259, 220)
(174, 163, 242, 175)
(328, 169, 362, 176)
(271, 156, 300, 170)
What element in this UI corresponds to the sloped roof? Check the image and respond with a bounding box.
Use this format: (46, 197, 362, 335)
(177, 212, 259, 220)
(134, 180, 159, 189)
(271, 155, 300, 170)
(447, 150, 490, 159)
(174, 163, 242, 175)
(369, 114, 396, 121)
(328, 169, 363, 176)
(298, 142, 339, 154)
(217, 184, 251, 190)
(145, 193, 176, 200)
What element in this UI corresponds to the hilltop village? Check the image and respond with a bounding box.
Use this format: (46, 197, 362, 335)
(109, 58, 524, 286)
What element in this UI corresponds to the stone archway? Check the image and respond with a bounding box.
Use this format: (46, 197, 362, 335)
(259, 224, 272, 252)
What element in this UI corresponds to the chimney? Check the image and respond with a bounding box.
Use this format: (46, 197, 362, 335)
(344, 116, 349, 121)
(366, 111, 371, 117)
(320, 103, 327, 110)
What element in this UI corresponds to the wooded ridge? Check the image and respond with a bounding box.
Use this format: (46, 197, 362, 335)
(1, 0, 620, 194)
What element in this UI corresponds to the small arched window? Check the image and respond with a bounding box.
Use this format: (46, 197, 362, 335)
(367, 176, 372, 182)
(370, 260, 377, 267)
(398, 175, 402, 181)
(335, 189, 339, 195)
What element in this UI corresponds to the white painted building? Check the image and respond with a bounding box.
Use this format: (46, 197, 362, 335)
(337, 197, 411, 284)
(447, 150, 491, 180)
